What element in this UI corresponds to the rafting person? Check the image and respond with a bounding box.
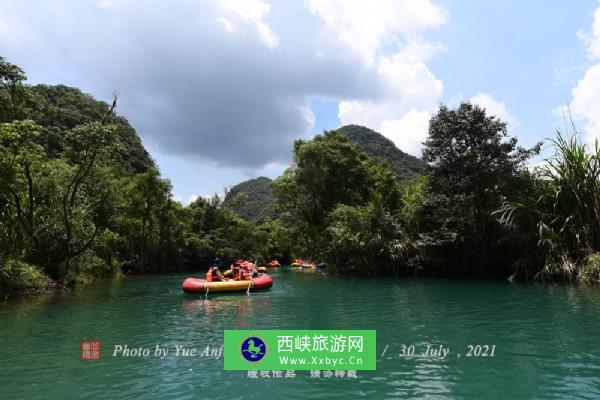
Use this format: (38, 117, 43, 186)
(230, 259, 243, 280)
(207, 258, 225, 282)
(238, 260, 252, 280)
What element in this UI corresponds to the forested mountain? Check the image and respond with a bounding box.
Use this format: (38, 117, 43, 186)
(335, 124, 426, 181)
(3, 84, 154, 174)
(224, 125, 427, 221)
(223, 176, 275, 221)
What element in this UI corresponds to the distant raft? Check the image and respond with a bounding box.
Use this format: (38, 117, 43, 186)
(182, 274, 273, 294)
(291, 259, 324, 269)
(292, 259, 314, 268)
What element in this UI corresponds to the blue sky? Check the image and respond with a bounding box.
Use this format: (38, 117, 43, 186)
(2, 0, 600, 202)
(430, 0, 597, 150)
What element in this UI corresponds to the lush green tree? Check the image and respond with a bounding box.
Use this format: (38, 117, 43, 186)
(326, 199, 410, 275)
(399, 176, 426, 236)
(0, 120, 46, 259)
(256, 217, 294, 263)
(0, 119, 123, 281)
(52, 119, 119, 274)
(274, 132, 378, 226)
(112, 167, 186, 272)
(420, 103, 541, 276)
(187, 195, 229, 235)
(0, 57, 27, 120)
(272, 130, 404, 265)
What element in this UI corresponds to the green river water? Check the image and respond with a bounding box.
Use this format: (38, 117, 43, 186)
(1, 268, 600, 399)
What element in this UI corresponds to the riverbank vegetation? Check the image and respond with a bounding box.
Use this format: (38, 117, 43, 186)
(498, 132, 600, 282)
(2, 57, 600, 296)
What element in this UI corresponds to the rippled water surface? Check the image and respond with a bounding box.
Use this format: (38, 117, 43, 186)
(2, 269, 600, 399)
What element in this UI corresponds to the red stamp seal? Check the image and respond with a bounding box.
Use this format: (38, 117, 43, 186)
(81, 340, 102, 360)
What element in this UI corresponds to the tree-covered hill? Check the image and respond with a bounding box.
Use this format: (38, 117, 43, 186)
(2, 84, 154, 174)
(0, 57, 172, 294)
(335, 124, 426, 181)
(222, 176, 275, 221)
(224, 125, 427, 221)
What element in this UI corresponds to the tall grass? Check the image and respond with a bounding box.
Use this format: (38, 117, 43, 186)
(499, 131, 600, 281)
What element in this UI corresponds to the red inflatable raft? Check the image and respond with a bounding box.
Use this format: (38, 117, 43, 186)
(182, 274, 273, 294)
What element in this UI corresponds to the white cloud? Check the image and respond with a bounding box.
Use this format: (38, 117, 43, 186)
(308, 0, 446, 64)
(570, 64, 600, 142)
(217, 0, 279, 48)
(338, 51, 444, 156)
(577, 3, 600, 60)
(380, 109, 431, 156)
(216, 17, 235, 33)
(469, 93, 518, 127)
(567, 1, 600, 144)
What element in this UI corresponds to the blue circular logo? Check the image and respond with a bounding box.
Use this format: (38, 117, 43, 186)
(241, 336, 266, 362)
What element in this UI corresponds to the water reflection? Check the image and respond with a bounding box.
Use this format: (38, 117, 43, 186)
(182, 295, 272, 326)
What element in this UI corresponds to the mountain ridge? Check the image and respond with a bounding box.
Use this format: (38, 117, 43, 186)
(224, 124, 427, 221)
(335, 124, 426, 181)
